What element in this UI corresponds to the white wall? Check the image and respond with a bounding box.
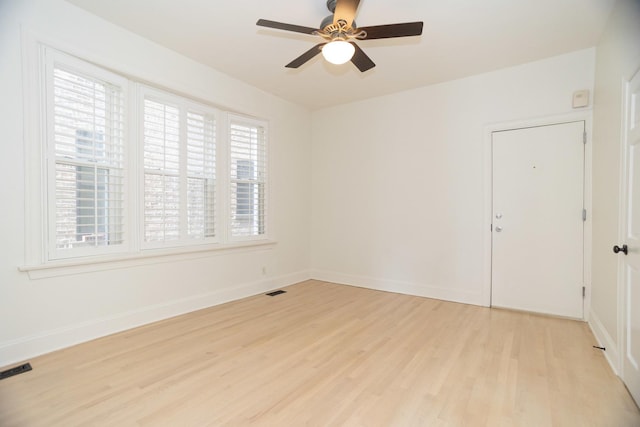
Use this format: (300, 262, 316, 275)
(590, 0, 640, 373)
(0, 0, 311, 367)
(311, 49, 595, 305)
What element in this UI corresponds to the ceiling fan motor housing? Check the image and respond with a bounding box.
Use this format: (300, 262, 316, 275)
(320, 15, 356, 33)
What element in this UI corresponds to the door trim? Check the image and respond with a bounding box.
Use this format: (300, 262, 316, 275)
(482, 112, 593, 321)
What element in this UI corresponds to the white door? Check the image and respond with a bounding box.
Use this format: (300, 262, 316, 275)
(492, 122, 585, 318)
(621, 69, 640, 406)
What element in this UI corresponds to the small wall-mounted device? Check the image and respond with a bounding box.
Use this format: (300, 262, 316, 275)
(572, 90, 590, 108)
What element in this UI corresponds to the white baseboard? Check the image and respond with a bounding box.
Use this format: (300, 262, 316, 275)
(310, 269, 483, 306)
(0, 270, 311, 368)
(588, 309, 620, 375)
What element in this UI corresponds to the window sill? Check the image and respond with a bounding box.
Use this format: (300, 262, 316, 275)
(19, 240, 277, 280)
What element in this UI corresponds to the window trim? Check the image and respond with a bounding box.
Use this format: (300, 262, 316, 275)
(22, 42, 273, 273)
(18, 239, 277, 279)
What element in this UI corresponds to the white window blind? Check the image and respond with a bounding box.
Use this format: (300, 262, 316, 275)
(229, 117, 267, 239)
(142, 90, 217, 247)
(48, 56, 126, 258)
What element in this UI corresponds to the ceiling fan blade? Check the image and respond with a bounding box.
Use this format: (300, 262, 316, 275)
(285, 43, 326, 68)
(256, 19, 318, 35)
(333, 0, 361, 28)
(350, 42, 375, 72)
(358, 22, 424, 40)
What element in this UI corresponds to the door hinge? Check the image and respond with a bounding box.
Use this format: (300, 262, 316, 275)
(583, 131, 587, 144)
(582, 286, 586, 298)
(582, 209, 587, 221)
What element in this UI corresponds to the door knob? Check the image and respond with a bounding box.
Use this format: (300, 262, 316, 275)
(495, 226, 503, 232)
(613, 244, 628, 255)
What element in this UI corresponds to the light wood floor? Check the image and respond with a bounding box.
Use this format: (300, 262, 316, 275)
(1, 280, 639, 426)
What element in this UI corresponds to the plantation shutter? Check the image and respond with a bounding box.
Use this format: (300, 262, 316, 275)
(39, 48, 271, 263)
(229, 117, 267, 238)
(143, 98, 181, 243)
(186, 111, 216, 239)
(50, 62, 126, 256)
(142, 89, 217, 246)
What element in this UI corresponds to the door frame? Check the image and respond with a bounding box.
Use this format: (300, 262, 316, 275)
(482, 112, 593, 320)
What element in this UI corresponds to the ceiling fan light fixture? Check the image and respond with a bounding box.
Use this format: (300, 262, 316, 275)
(256, 0, 424, 72)
(321, 40, 355, 65)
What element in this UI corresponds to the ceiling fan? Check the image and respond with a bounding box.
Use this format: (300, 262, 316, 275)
(256, 0, 423, 72)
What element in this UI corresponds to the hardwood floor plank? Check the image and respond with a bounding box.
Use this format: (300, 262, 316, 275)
(0, 280, 638, 426)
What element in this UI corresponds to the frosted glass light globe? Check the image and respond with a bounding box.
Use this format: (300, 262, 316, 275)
(322, 41, 355, 65)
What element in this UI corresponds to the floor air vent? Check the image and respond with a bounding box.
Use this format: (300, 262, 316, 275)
(266, 290, 286, 297)
(0, 363, 32, 380)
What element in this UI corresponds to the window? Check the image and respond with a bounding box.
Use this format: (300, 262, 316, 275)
(141, 89, 217, 248)
(229, 116, 267, 239)
(36, 47, 269, 265)
(45, 50, 127, 260)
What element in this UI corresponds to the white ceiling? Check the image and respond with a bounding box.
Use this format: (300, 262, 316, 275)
(65, 0, 615, 110)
